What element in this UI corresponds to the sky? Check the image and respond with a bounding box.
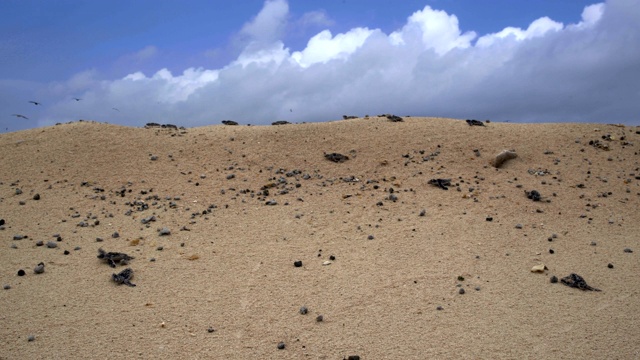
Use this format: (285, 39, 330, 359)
(1, 0, 639, 132)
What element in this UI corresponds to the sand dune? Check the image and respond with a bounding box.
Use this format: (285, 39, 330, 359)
(1, 117, 639, 359)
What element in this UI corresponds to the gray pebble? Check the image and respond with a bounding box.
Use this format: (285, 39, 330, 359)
(265, 200, 277, 206)
(10, 244, 17, 249)
(515, 224, 523, 229)
(35, 240, 44, 246)
(623, 248, 633, 253)
(27, 335, 35, 342)
(46, 241, 57, 248)
(34, 262, 45, 274)
(459, 288, 465, 294)
(158, 228, 171, 236)
(3, 284, 10, 290)
(13, 235, 25, 240)
(299, 306, 308, 315)
(277, 342, 285, 350)
(316, 315, 324, 322)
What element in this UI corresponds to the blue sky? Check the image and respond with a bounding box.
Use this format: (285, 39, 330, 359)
(1, 0, 639, 131)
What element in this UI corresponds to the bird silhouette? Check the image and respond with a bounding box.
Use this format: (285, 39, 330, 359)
(28, 101, 41, 105)
(73, 97, 82, 101)
(12, 114, 29, 119)
(112, 107, 120, 112)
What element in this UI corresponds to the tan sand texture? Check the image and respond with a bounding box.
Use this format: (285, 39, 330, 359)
(1, 117, 639, 359)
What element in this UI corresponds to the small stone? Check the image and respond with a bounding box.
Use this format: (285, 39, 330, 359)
(459, 288, 465, 294)
(457, 276, 465, 281)
(294, 260, 302, 267)
(436, 306, 443, 311)
(623, 248, 633, 253)
(486, 216, 493, 222)
(367, 235, 374, 240)
(549, 249, 555, 254)
(13, 235, 25, 240)
(316, 315, 324, 322)
(607, 263, 614, 269)
(329, 255, 336, 261)
(27, 335, 35, 342)
(265, 200, 277, 206)
(63, 250, 70, 255)
(299, 306, 308, 315)
(531, 264, 547, 273)
(347, 356, 361, 360)
(156, 246, 164, 251)
(35, 240, 44, 246)
(150, 258, 156, 262)
(112, 232, 120, 238)
(3, 284, 10, 290)
(419, 209, 426, 217)
(158, 228, 171, 236)
(17, 269, 25, 276)
(590, 241, 597, 246)
(34, 262, 45, 274)
(515, 223, 523, 229)
(550, 275, 558, 283)
(33, 194, 40, 200)
(277, 342, 285, 350)
(207, 327, 215, 333)
(46, 241, 57, 248)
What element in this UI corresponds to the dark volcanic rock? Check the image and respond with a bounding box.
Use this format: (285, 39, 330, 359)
(525, 190, 541, 201)
(271, 121, 291, 125)
(466, 119, 485, 126)
(221, 120, 238, 126)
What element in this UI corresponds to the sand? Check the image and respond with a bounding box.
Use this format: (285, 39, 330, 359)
(0, 117, 639, 359)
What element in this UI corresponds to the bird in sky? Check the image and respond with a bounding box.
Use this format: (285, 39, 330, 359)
(28, 101, 41, 105)
(112, 107, 120, 112)
(12, 114, 29, 119)
(73, 97, 82, 101)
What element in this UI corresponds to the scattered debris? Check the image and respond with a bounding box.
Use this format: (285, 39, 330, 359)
(525, 190, 541, 201)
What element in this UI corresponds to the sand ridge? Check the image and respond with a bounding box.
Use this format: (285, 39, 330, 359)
(0, 117, 639, 359)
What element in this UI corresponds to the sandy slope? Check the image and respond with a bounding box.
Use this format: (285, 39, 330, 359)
(0, 117, 639, 359)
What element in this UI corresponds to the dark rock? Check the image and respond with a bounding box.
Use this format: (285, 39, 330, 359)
(486, 217, 493, 222)
(13, 235, 25, 240)
(367, 235, 374, 240)
(329, 255, 336, 261)
(436, 306, 443, 310)
(207, 327, 215, 333)
(325, 153, 349, 163)
(346, 356, 361, 360)
(549, 249, 555, 254)
(221, 120, 238, 126)
(33, 262, 45, 274)
(3, 284, 10, 290)
(35, 240, 43, 246)
(277, 342, 285, 350)
(17, 269, 25, 276)
(46, 241, 57, 248)
(158, 228, 171, 236)
(265, 200, 277, 206)
(0, 219, 4, 226)
(112, 268, 136, 287)
(63, 250, 70, 255)
(294, 260, 303, 267)
(608, 263, 614, 269)
(550, 275, 558, 283)
(33, 194, 40, 200)
(299, 306, 308, 315)
(316, 315, 324, 322)
(141, 216, 156, 224)
(112, 232, 120, 238)
(459, 288, 465, 294)
(272, 121, 291, 125)
(623, 248, 633, 253)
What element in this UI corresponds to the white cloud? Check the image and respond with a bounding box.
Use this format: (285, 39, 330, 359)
(20, 0, 640, 131)
(291, 28, 374, 67)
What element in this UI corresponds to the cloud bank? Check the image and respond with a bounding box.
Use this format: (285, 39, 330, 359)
(7, 0, 640, 130)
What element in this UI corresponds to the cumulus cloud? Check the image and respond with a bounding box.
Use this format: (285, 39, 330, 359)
(16, 0, 640, 131)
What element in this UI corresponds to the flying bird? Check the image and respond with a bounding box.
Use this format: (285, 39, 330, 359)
(112, 107, 120, 112)
(12, 114, 29, 119)
(73, 97, 82, 101)
(28, 101, 41, 105)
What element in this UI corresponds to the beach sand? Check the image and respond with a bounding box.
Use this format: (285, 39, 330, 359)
(1, 117, 639, 359)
